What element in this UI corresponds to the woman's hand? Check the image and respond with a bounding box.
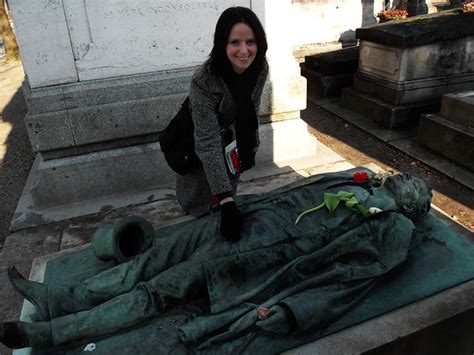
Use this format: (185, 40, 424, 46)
(220, 200, 243, 241)
(256, 305, 295, 335)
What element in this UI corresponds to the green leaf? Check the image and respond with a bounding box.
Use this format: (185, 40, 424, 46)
(336, 191, 355, 200)
(324, 193, 341, 214)
(344, 196, 359, 208)
(354, 204, 371, 217)
(295, 190, 371, 224)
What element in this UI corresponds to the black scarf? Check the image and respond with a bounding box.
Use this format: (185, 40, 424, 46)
(221, 62, 260, 172)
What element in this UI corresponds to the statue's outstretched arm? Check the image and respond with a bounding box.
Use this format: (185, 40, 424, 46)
(279, 278, 377, 333)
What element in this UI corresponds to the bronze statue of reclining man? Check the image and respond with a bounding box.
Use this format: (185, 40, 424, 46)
(0, 171, 432, 350)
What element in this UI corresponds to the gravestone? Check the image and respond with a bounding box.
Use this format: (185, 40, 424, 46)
(341, 9, 474, 129)
(8, 0, 314, 228)
(417, 91, 474, 171)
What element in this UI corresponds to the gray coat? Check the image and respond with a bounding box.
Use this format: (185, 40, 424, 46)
(176, 59, 268, 216)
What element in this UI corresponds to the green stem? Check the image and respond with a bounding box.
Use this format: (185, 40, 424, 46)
(295, 202, 325, 225)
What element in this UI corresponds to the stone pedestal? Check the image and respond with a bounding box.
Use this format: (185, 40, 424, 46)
(417, 91, 474, 171)
(9, 0, 314, 227)
(342, 10, 474, 128)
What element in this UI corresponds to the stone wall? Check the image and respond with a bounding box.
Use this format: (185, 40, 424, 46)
(11, 0, 247, 88)
(8, 0, 318, 219)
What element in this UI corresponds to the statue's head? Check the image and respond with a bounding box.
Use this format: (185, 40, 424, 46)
(384, 173, 432, 221)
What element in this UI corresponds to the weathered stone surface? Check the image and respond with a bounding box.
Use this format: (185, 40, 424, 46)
(72, 0, 249, 81)
(440, 91, 474, 126)
(259, 74, 307, 119)
(356, 10, 474, 48)
(358, 37, 473, 83)
(25, 111, 76, 152)
(25, 95, 184, 153)
(417, 113, 474, 170)
(339, 9, 474, 130)
(341, 87, 440, 129)
(26, 117, 319, 210)
(291, 0, 380, 51)
(30, 143, 171, 209)
(352, 71, 474, 106)
(256, 118, 318, 164)
(8, 0, 78, 88)
(304, 46, 359, 76)
(302, 67, 354, 98)
(23, 67, 195, 115)
(302, 46, 359, 98)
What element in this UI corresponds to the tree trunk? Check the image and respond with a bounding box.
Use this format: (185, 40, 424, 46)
(0, 0, 20, 61)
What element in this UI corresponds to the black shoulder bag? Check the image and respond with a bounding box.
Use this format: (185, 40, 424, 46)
(159, 95, 230, 176)
(158, 97, 201, 175)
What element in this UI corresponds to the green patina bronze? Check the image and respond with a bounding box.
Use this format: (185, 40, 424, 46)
(92, 216, 155, 263)
(11, 169, 474, 354)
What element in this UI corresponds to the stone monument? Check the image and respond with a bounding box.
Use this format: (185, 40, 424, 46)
(8, 0, 313, 228)
(341, 9, 474, 128)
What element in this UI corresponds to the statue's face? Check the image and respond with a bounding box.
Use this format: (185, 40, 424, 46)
(385, 174, 432, 220)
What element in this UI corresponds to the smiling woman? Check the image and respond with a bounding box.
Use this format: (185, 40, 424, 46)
(174, 6, 269, 242)
(225, 23, 257, 74)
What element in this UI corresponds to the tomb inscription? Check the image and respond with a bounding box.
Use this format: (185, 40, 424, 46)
(66, 0, 248, 81)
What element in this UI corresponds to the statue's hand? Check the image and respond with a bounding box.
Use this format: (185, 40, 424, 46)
(256, 305, 295, 335)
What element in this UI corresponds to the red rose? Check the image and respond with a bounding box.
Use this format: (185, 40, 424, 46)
(353, 172, 369, 182)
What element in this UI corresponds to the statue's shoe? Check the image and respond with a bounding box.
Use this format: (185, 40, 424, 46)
(7, 266, 50, 321)
(0, 322, 30, 349)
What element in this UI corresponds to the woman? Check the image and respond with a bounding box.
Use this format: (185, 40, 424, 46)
(176, 6, 268, 241)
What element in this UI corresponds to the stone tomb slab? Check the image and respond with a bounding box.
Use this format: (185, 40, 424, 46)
(342, 10, 474, 128)
(341, 87, 440, 128)
(13, 176, 474, 354)
(417, 113, 474, 171)
(355, 9, 474, 49)
(440, 91, 474, 127)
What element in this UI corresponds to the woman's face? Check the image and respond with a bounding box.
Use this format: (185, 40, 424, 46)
(226, 22, 257, 74)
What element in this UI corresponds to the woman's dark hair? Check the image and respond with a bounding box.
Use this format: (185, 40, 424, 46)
(209, 7, 267, 75)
